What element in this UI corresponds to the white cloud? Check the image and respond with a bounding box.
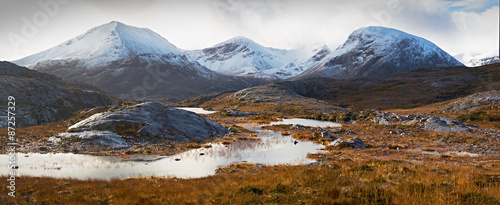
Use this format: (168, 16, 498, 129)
(451, 6, 499, 54)
(0, 0, 498, 61)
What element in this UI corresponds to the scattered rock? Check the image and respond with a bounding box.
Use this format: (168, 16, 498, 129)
(226, 110, 260, 117)
(389, 129, 403, 134)
(370, 109, 495, 135)
(440, 90, 500, 113)
(321, 130, 331, 138)
(303, 161, 327, 167)
(423, 116, 470, 133)
(332, 137, 366, 149)
(48, 136, 62, 144)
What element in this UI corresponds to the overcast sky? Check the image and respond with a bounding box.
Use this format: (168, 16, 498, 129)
(1, 0, 498, 61)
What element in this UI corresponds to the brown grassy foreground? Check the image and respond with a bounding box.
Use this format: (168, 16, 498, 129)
(1, 157, 499, 205)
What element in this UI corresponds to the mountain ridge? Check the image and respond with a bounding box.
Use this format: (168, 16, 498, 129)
(294, 26, 464, 80)
(186, 36, 312, 79)
(12, 21, 267, 101)
(11, 22, 467, 101)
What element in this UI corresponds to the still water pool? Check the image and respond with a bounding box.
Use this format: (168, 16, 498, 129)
(1, 117, 341, 180)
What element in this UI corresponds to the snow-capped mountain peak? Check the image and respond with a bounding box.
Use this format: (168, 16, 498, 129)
(11, 21, 225, 101)
(295, 26, 464, 79)
(339, 26, 450, 57)
(186, 37, 332, 79)
(14, 21, 182, 68)
(186, 36, 294, 79)
(218, 36, 258, 46)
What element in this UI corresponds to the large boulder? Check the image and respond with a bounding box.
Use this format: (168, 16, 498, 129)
(62, 102, 227, 143)
(423, 116, 471, 133)
(332, 137, 366, 149)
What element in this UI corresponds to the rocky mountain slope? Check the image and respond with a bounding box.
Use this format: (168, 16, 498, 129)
(281, 63, 499, 110)
(0, 61, 114, 127)
(295, 26, 464, 79)
(180, 63, 499, 116)
(12, 21, 267, 101)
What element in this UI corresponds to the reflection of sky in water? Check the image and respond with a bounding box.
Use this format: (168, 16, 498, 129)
(0, 123, 326, 180)
(175, 107, 218, 114)
(268, 118, 341, 128)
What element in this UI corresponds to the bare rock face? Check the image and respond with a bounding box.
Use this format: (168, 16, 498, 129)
(63, 102, 227, 144)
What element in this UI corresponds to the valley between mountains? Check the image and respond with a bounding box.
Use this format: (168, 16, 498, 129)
(1, 21, 499, 204)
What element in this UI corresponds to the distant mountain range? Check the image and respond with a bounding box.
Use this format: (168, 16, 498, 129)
(12, 21, 266, 101)
(12, 21, 470, 100)
(454, 51, 500, 67)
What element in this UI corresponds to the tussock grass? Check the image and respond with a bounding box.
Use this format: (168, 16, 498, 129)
(1, 159, 498, 204)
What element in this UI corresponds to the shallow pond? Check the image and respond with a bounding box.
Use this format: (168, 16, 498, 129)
(175, 107, 218, 115)
(0, 119, 335, 180)
(269, 118, 341, 128)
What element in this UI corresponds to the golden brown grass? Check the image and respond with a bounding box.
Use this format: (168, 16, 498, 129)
(1, 102, 499, 204)
(1, 158, 498, 205)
